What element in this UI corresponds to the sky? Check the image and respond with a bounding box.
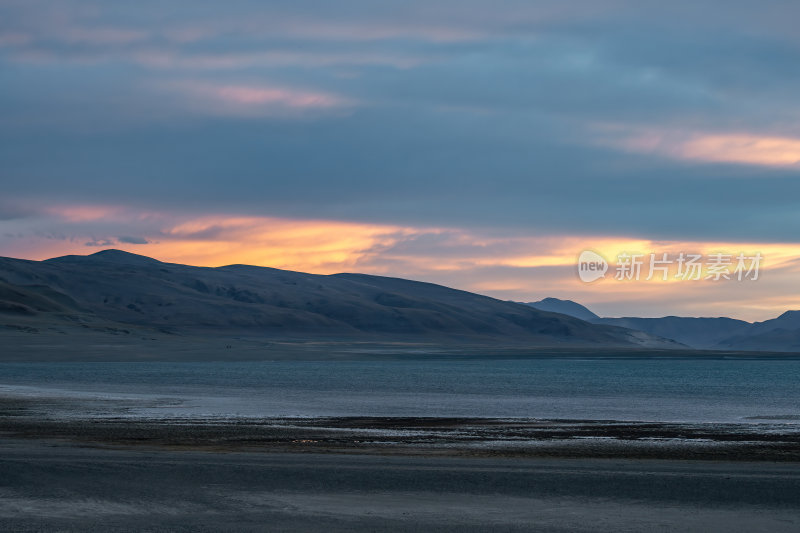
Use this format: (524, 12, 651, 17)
(2, 0, 800, 321)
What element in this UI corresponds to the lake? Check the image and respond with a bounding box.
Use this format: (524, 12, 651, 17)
(1, 358, 799, 423)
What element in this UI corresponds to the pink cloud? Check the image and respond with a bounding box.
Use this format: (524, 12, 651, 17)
(594, 124, 800, 169)
(44, 205, 123, 222)
(680, 134, 800, 167)
(214, 85, 343, 108)
(158, 81, 355, 117)
(132, 49, 428, 70)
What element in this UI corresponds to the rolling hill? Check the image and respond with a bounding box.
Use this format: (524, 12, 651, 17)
(0, 250, 679, 348)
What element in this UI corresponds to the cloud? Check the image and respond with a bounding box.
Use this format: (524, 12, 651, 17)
(597, 125, 800, 168)
(130, 49, 429, 70)
(0, 201, 37, 221)
(157, 81, 356, 117)
(680, 134, 800, 167)
(117, 235, 149, 244)
(3, 203, 800, 321)
(45, 205, 124, 222)
(0, 32, 31, 46)
(61, 27, 149, 45)
(3, 1, 800, 320)
(213, 85, 344, 108)
(84, 238, 115, 247)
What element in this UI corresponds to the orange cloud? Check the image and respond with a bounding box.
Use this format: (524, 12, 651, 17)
(152, 215, 419, 272)
(6, 205, 800, 321)
(594, 124, 800, 168)
(680, 134, 800, 167)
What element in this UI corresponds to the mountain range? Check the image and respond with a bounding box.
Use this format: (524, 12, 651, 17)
(0, 250, 679, 349)
(526, 298, 800, 352)
(3, 249, 796, 353)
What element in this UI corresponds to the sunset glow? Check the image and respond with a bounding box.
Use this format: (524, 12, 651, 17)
(681, 134, 800, 167)
(4, 203, 800, 321)
(3, 0, 800, 323)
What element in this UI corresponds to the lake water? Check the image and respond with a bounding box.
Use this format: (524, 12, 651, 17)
(1, 358, 799, 423)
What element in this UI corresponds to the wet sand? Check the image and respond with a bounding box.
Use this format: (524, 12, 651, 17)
(3, 395, 800, 531)
(2, 439, 800, 532)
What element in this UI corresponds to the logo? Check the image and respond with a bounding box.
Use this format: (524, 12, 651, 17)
(575, 250, 762, 283)
(577, 250, 608, 283)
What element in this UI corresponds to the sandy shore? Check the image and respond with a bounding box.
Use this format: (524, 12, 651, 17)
(2, 439, 800, 532)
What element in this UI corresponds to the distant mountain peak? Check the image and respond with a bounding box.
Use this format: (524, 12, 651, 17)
(90, 249, 157, 260)
(540, 297, 574, 305)
(524, 298, 600, 321)
(46, 249, 161, 265)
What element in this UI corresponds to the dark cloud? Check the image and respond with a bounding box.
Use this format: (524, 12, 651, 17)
(85, 239, 115, 247)
(117, 235, 149, 244)
(2, 0, 800, 243)
(0, 201, 36, 221)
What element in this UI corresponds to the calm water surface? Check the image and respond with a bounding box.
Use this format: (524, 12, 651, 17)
(1, 358, 799, 423)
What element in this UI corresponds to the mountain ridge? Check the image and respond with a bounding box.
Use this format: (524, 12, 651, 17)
(0, 250, 681, 349)
(524, 297, 800, 352)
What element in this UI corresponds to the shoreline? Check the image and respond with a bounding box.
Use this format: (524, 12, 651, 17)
(3, 396, 800, 461)
(4, 395, 800, 530)
(3, 333, 800, 363)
